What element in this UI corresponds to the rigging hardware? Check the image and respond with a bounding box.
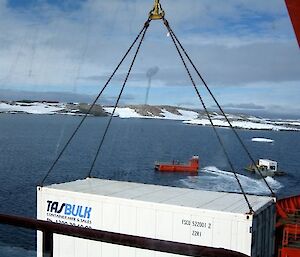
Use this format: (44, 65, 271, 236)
(149, 0, 165, 20)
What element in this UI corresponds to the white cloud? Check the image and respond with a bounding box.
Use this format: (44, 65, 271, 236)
(209, 81, 300, 113)
(0, 0, 299, 112)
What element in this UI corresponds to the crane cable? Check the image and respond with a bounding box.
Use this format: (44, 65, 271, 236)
(163, 19, 275, 198)
(163, 18, 254, 213)
(39, 19, 151, 186)
(87, 20, 150, 178)
(40, 0, 275, 210)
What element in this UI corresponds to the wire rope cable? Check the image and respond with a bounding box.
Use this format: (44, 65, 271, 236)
(39, 20, 150, 186)
(163, 19, 275, 197)
(87, 20, 150, 178)
(163, 18, 254, 213)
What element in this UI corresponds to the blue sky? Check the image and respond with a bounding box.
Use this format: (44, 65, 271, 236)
(0, 0, 299, 114)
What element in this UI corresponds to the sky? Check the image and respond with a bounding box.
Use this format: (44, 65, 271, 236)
(0, 0, 299, 115)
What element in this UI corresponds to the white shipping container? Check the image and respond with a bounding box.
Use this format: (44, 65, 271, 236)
(37, 178, 276, 257)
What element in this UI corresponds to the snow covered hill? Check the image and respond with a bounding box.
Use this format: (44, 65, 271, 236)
(0, 101, 107, 116)
(1, 101, 300, 132)
(103, 105, 198, 120)
(103, 105, 300, 131)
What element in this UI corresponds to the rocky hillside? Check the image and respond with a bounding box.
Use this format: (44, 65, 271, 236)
(1, 101, 300, 131)
(0, 101, 107, 116)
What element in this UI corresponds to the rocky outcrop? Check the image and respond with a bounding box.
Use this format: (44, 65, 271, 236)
(68, 103, 107, 117)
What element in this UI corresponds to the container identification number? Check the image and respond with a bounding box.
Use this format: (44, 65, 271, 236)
(192, 230, 201, 237)
(181, 219, 212, 239)
(181, 219, 211, 229)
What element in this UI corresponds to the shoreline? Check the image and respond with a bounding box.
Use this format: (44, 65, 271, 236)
(1, 101, 300, 132)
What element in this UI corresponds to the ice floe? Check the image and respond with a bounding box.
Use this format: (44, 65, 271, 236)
(251, 137, 274, 143)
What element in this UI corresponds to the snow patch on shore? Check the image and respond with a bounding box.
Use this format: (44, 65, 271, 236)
(103, 107, 198, 121)
(178, 109, 199, 120)
(0, 102, 64, 114)
(183, 118, 300, 131)
(160, 109, 198, 120)
(103, 107, 142, 118)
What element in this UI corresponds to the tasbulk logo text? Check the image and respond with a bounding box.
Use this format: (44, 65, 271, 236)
(46, 200, 92, 219)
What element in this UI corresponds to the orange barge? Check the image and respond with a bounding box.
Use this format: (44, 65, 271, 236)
(154, 156, 199, 173)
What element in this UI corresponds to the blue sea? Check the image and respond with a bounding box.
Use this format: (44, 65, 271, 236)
(0, 114, 300, 256)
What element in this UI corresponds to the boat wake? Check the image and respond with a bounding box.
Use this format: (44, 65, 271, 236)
(180, 166, 283, 195)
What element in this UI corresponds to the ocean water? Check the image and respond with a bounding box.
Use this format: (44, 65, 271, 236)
(0, 114, 300, 255)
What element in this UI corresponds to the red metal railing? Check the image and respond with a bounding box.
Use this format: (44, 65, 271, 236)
(276, 195, 300, 257)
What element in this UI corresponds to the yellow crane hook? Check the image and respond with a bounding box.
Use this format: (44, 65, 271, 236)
(149, 0, 165, 20)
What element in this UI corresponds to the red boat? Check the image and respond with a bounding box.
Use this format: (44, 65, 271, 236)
(154, 156, 199, 173)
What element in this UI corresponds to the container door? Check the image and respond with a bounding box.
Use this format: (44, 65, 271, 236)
(251, 203, 275, 257)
